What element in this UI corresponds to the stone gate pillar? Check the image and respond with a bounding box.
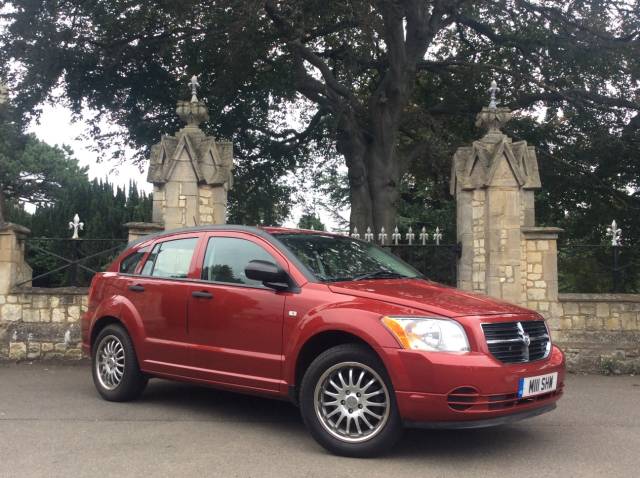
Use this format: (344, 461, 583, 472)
(0, 223, 32, 294)
(450, 105, 561, 308)
(147, 98, 234, 231)
(125, 81, 234, 240)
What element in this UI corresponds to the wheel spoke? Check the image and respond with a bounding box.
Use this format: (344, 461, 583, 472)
(365, 401, 387, 408)
(361, 414, 374, 430)
(328, 379, 341, 392)
(365, 389, 384, 398)
(362, 379, 375, 392)
(354, 416, 362, 435)
(363, 408, 382, 420)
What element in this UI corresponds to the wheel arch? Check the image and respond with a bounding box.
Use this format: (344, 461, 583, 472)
(290, 330, 381, 404)
(90, 316, 130, 348)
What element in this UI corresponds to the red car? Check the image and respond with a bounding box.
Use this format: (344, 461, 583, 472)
(82, 226, 564, 457)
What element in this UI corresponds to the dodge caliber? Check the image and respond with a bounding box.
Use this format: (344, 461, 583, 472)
(81, 226, 564, 457)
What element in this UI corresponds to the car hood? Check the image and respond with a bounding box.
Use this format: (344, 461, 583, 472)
(328, 278, 532, 318)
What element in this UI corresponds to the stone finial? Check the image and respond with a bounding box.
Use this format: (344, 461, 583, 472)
(176, 99, 209, 128)
(488, 79, 500, 109)
(189, 75, 200, 102)
(475, 106, 512, 135)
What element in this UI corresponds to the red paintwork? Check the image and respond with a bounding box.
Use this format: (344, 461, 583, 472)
(82, 226, 564, 423)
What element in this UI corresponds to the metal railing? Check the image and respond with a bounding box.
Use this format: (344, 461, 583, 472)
(17, 238, 128, 288)
(383, 243, 461, 286)
(558, 244, 639, 293)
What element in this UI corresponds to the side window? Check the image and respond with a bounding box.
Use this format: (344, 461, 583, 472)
(201, 237, 276, 287)
(140, 237, 198, 279)
(119, 247, 149, 274)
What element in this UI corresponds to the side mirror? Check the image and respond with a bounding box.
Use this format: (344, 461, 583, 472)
(245, 260, 290, 290)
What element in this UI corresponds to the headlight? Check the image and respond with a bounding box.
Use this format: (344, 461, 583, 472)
(382, 316, 470, 353)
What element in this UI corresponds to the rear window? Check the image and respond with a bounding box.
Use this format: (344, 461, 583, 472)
(119, 250, 147, 274)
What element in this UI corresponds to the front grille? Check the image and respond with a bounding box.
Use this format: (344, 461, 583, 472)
(482, 320, 551, 364)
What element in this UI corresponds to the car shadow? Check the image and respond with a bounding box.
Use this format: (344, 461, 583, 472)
(138, 378, 541, 459)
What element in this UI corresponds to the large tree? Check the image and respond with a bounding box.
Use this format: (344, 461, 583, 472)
(1, 1, 639, 235)
(0, 98, 88, 225)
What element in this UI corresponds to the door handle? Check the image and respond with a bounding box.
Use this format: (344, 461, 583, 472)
(192, 291, 213, 299)
(128, 284, 145, 292)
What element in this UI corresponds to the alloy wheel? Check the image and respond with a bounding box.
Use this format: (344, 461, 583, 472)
(314, 361, 390, 443)
(95, 335, 126, 390)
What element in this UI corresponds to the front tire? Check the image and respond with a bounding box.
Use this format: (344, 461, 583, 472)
(299, 343, 403, 457)
(92, 324, 147, 402)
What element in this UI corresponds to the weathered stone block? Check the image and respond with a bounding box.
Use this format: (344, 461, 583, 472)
(562, 302, 580, 315)
(27, 342, 41, 359)
(9, 342, 26, 360)
(1, 303, 22, 322)
(596, 303, 610, 318)
(52, 308, 66, 323)
(605, 317, 621, 331)
(22, 308, 39, 322)
(68, 306, 81, 321)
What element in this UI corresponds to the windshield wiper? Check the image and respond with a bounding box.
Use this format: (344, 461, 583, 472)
(352, 270, 407, 281)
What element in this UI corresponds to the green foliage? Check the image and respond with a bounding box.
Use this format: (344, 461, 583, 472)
(0, 100, 88, 223)
(26, 178, 152, 239)
(298, 212, 325, 231)
(13, 178, 152, 287)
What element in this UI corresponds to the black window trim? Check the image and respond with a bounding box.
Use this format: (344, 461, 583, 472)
(126, 226, 318, 283)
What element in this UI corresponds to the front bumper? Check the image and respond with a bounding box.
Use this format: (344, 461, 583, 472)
(385, 344, 565, 425)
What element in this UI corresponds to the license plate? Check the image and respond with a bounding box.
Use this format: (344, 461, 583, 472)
(518, 372, 558, 398)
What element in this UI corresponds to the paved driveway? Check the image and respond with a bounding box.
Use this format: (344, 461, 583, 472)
(0, 362, 638, 478)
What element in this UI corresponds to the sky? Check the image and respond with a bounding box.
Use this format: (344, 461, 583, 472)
(27, 101, 345, 230)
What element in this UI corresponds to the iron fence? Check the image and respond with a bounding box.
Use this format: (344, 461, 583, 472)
(383, 244, 461, 286)
(17, 238, 128, 288)
(558, 244, 639, 293)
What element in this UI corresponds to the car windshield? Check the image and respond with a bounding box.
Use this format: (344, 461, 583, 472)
(275, 233, 423, 282)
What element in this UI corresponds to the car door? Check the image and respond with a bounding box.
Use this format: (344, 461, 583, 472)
(185, 232, 289, 392)
(121, 235, 200, 372)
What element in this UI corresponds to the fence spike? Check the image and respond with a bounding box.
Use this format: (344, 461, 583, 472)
(68, 213, 84, 240)
(378, 227, 387, 245)
(419, 226, 428, 246)
(364, 226, 374, 242)
(406, 226, 415, 245)
(606, 220, 622, 246)
(433, 227, 443, 246)
(391, 226, 401, 245)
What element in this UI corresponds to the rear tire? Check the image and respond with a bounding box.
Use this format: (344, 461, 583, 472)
(92, 324, 147, 402)
(299, 343, 403, 457)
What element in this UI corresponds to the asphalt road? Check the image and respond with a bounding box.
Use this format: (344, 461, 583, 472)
(0, 362, 638, 478)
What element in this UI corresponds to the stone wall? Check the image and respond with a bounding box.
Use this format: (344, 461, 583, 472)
(550, 294, 640, 374)
(0, 288, 86, 361)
